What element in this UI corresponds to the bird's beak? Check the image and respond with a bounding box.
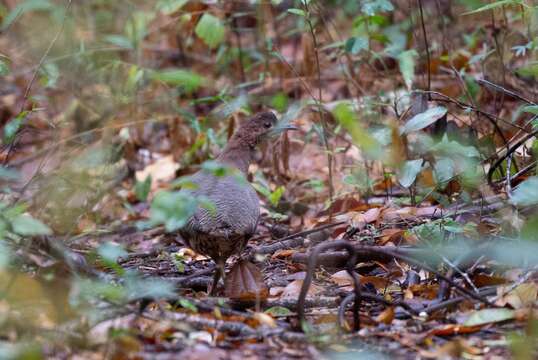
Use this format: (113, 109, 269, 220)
(270, 123, 298, 135)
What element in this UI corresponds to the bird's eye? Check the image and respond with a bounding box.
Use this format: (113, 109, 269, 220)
(264, 122, 272, 128)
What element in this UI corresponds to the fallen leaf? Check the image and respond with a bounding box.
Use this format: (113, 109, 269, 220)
(269, 287, 284, 297)
(224, 260, 268, 302)
(463, 308, 515, 326)
(379, 228, 405, 245)
(279, 279, 321, 300)
(264, 306, 292, 317)
(472, 273, 507, 288)
(427, 324, 482, 336)
(252, 312, 277, 328)
(408, 283, 439, 300)
(330, 270, 391, 292)
(135, 155, 179, 190)
(271, 249, 296, 259)
(330, 270, 355, 287)
(420, 339, 464, 359)
(376, 306, 395, 324)
(495, 283, 538, 309)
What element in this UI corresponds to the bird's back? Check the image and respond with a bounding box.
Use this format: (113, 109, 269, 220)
(179, 167, 260, 261)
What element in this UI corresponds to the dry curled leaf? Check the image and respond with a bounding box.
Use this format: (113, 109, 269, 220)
(279, 279, 321, 300)
(376, 306, 395, 325)
(224, 260, 268, 302)
(495, 283, 538, 309)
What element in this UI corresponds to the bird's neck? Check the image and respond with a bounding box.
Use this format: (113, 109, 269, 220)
(216, 136, 256, 174)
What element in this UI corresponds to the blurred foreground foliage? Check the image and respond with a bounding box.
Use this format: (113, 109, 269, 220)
(0, 0, 537, 358)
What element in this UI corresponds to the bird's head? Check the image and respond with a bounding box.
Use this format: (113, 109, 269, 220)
(236, 111, 297, 148)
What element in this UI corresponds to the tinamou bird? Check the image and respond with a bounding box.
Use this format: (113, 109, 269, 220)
(179, 111, 296, 294)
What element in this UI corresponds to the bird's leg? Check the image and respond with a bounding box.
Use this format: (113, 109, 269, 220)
(209, 260, 226, 296)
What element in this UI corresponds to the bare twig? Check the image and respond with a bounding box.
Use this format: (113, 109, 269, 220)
(338, 292, 420, 330)
(491, 267, 537, 303)
(293, 244, 493, 306)
(487, 128, 538, 186)
(421, 286, 498, 314)
(297, 240, 361, 331)
(442, 256, 479, 293)
(418, 0, 431, 95)
(477, 78, 536, 106)
(303, 2, 334, 203)
(143, 311, 257, 336)
(505, 153, 514, 199)
(3, 0, 73, 165)
(251, 221, 345, 255)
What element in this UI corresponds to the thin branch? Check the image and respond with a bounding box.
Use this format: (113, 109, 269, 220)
(3, 0, 73, 165)
(303, 2, 334, 203)
(418, 0, 431, 95)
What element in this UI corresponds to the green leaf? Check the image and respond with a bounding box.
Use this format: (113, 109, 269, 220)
(104, 34, 134, 49)
(431, 135, 480, 158)
(157, 0, 188, 14)
(0, 242, 11, 269)
(400, 106, 447, 135)
(434, 157, 455, 183)
(287, 8, 306, 17)
(398, 159, 423, 188)
(2, 0, 54, 30)
(397, 49, 418, 90)
(522, 105, 538, 115)
(150, 190, 200, 231)
(98, 242, 127, 263)
(462, 0, 525, 15)
(333, 102, 381, 158)
(3, 111, 28, 144)
(178, 298, 198, 312)
(271, 92, 289, 113)
(265, 306, 292, 317)
(268, 186, 285, 207)
(515, 63, 538, 79)
(39, 62, 59, 88)
(201, 160, 236, 177)
(195, 13, 225, 49)
(11, 214, 52, 236)
(135, 175, 152, 202)
(361, 0, 394, 15)
(345, 36, 368, 54)
(464, 308, 515, 326)
(0, 58, 10, 76)
(151, 69, 207, 92)
(511, 177, 538, 206)
(124, 274, 175, 301)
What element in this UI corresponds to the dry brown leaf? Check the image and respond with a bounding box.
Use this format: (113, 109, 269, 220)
(427, 324, 482, 337)
(330, 270, 392, 292)
(252, 312, 277, 328)
(176, 247, 209, 261)
(495, 283, 538, 309)
(420, 340, 464, 359)
(415, 206, 441, 218)
(224, 260, 268, 302)
(279, 279, 321, 300)
(361, 276, 392, 291)
(472, 273, 507, 288)
(379, 228, 405, 245)
(408, 283, 439, 300)
(269, 286, 284, 298)
(135, 155, 179, 190)
(330, 270, 355, 287)
(271, 249, 296, 259)
(334, 207, 381, 232)
(376, 306, 395, 325)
